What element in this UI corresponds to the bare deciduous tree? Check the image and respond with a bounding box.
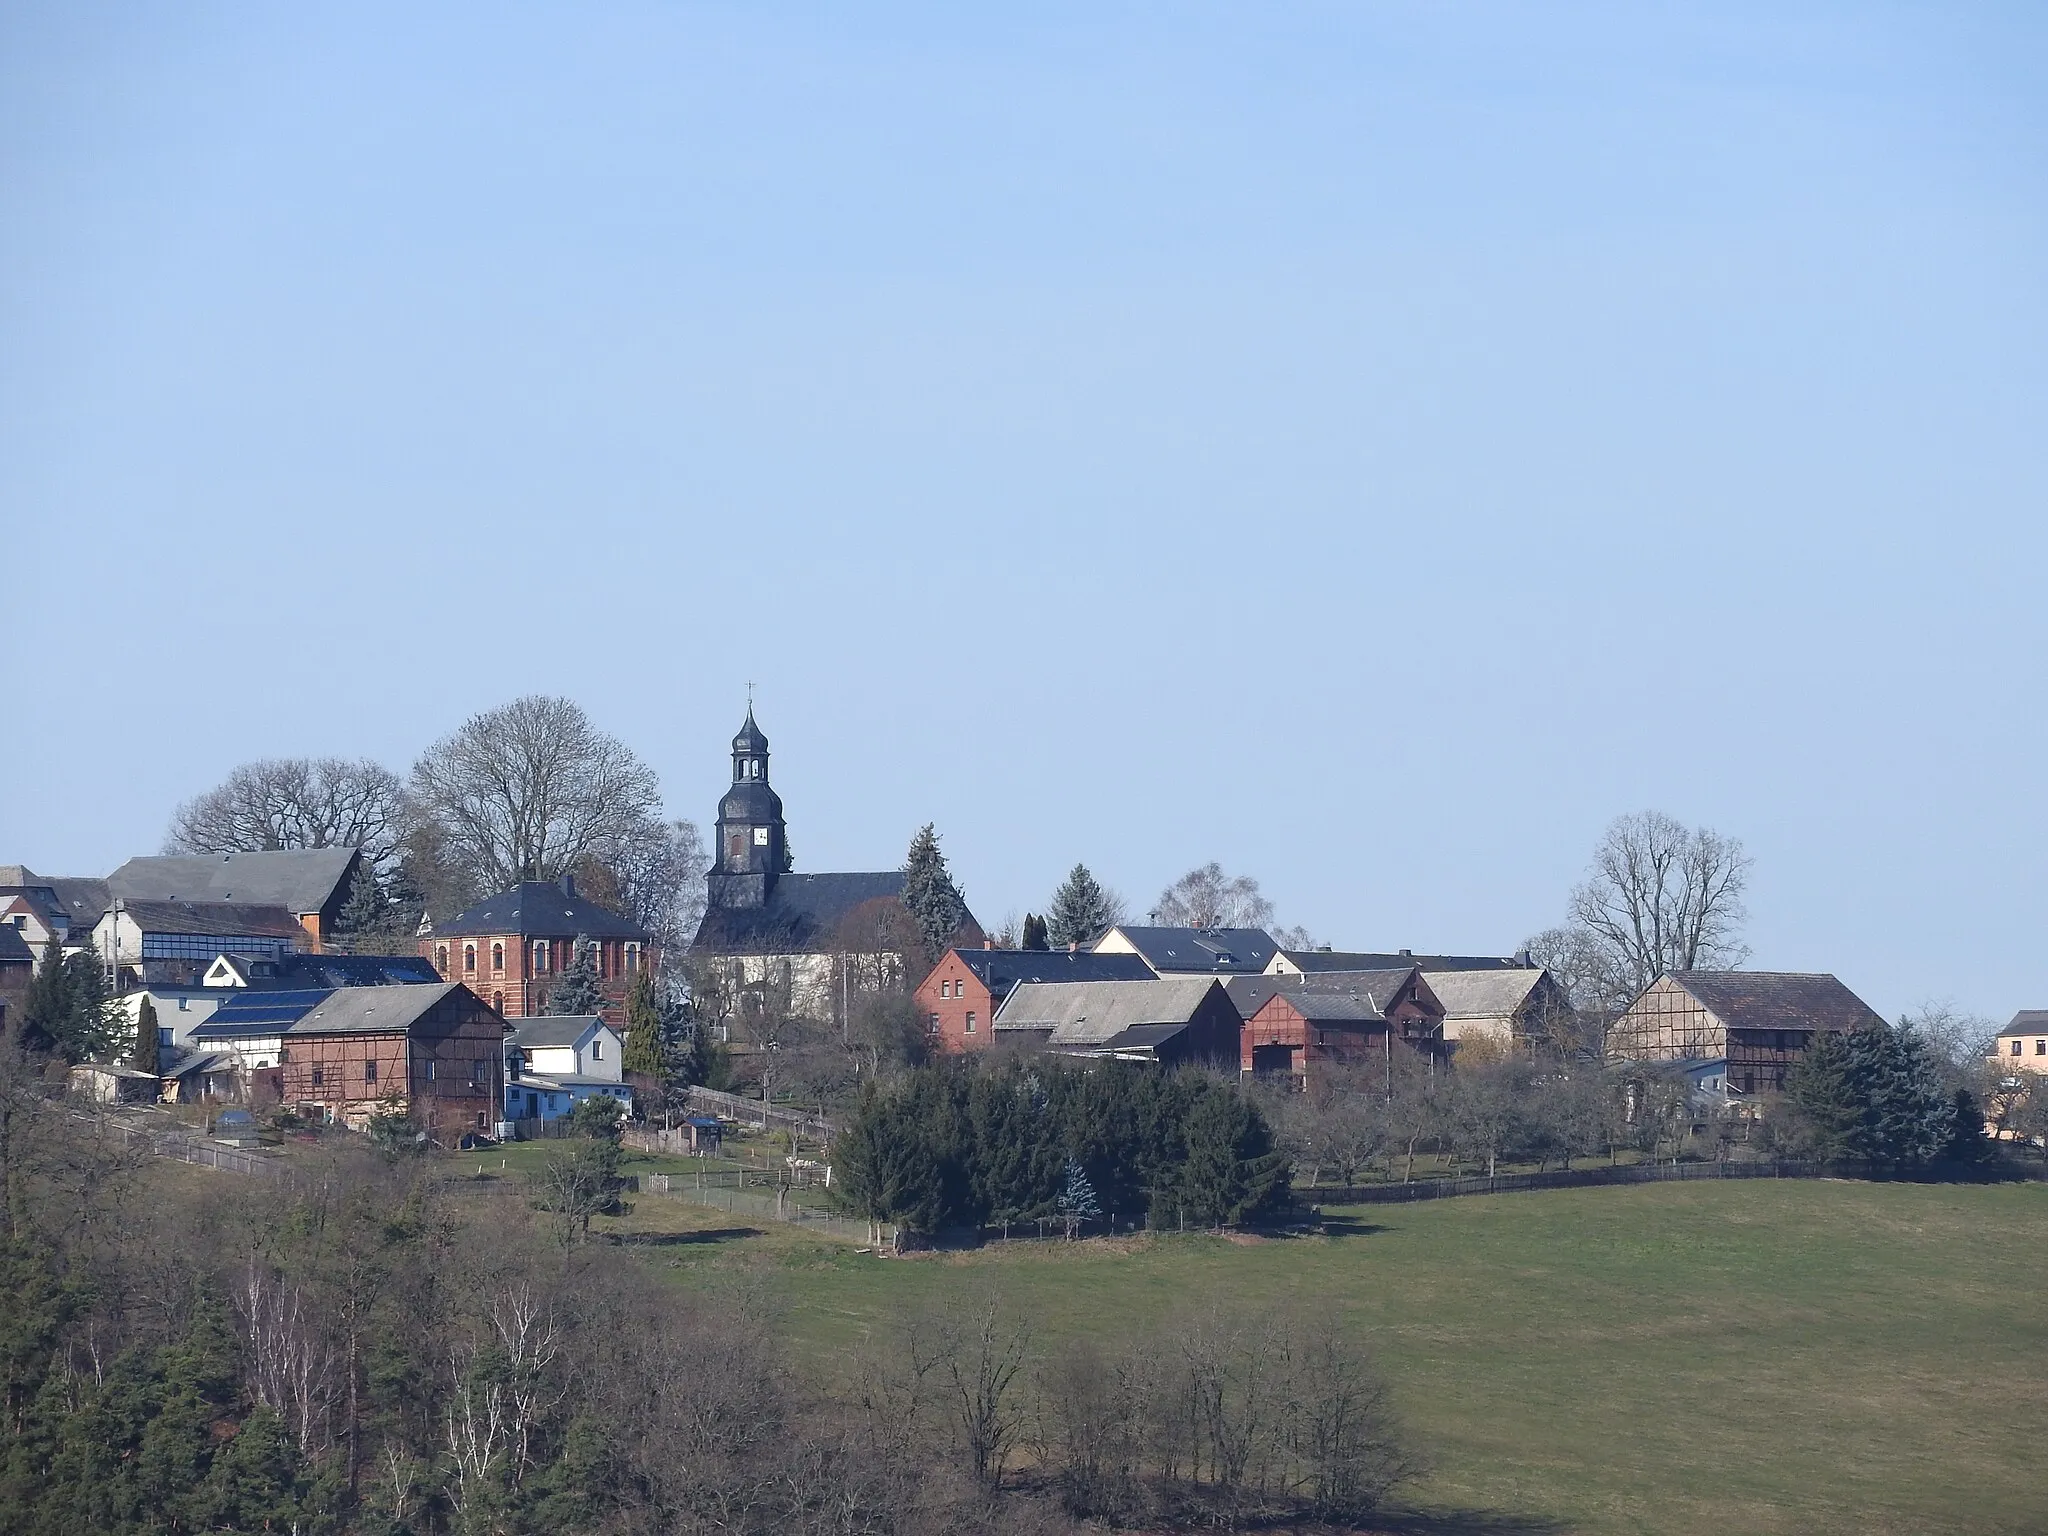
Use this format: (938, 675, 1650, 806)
(1152, 861, 1276, 930)
(1540, 811, 1752, 1013)
(165, 757, 405, 865)
(407, 695, 664, 905)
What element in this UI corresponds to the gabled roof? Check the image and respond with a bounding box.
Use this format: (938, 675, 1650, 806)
(1999, 1011, 2048, 1036)
(437, 880, 649, 940)
(1276, 948, 1529, 975)
(1099, 927, 1277, 975)
(286, 983, 475, 1036)
(693, 871, 980, 956)
(510, 1014, 609, 1049)
(108, 850, 359, 918)
(1264, 992, 1393, 1025)
(1423, 969, 1551, 1019)
(995, 978, 1230, 1046)
(1666, 972, 1886, 1035)
(949, 948, 1155, 1001)
(0, 874, 112, 932)
(109, 900, 308, 939)
(1224, 968, 1422, 1023)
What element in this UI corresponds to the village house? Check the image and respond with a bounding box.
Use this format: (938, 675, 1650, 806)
(1993, 1011, 2048, 1072)
(1225, 968, 1447, 1086)
(688, 709, 981, 1027)
(1607, 971, 1887, 1096)
(0, 870, 111, 960)
(105, 848, 363, 951)
(992, 978, 1244, 1068)
(92, 899, 308, 989)
(1424, 968, 1574, 1049)
(274, 983, 508, 1139)
(504, 1014, 631, 1123)
(424, 875, 649, 1025)
(915, 946, 1154, 1053)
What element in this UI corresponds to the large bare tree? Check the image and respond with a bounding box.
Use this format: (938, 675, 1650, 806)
(407, 696, 662, 897)
(1151, 861, 1275, 929)
(164, 757, 404, 865)
(1555, 810, 1751, 1010)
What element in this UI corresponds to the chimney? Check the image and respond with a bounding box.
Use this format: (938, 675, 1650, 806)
(983, 937, 995, 950)
(1399, 947, 1412, 958)
(560, 873, 575, 898)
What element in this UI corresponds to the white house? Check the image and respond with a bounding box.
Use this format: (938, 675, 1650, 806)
(505, 1014, 631, 1122)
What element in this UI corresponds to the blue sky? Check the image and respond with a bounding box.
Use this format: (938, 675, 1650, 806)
(4, 3, 2043, 1019)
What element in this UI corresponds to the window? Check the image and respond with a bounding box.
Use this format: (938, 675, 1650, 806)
(423, 1059, 436, 1082)
(471, 1059, 488, 1085)
(463, 945, 476, 973)
(493, 991, 504, 1013)
(533, 941, 551, 974)
(2013, 1040, 2025, 1057)
(2037, 1039, 2046, 1056)
(311, 1067, 324, 1087)
(177, 997, 188, 1011)
(965, 1011, 976, 1034)
(364, 1059, 378, 1083)
(624, 943, 640, 974)
(158, 1027, 172, 1047)
(492, 943, 504, 972)
(436, 944, 449, 973)
(278, 1047, 290, 1063)
(929, 1014, 941, 1034)
(591, 1038, 603, 1061)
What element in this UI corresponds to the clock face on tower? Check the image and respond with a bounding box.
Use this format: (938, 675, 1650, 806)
(752, 827, 770, 845)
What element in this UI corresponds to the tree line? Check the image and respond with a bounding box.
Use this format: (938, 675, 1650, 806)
(834, 1057, 1293, 1239)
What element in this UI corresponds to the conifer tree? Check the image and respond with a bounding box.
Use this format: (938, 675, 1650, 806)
(546, 935, 605, 1015)
(333, 862, 388, 938)
(133, 996, 161, 1076)
(1056, 1157, 1100, 1240)
(900, 824, 966, 964)
(1046, 865, 1116, 949)
(1785, 1027, 1859, 1159)
(622, 969, 666, 1080)
(1020, 913, 1049, 952)
(16, 939, 71, 1055)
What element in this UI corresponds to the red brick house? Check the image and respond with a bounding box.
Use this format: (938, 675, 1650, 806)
(424, 875, 650, 1026)
(1227, 969, 1446, 1088)
(276, 982, 507, 1141)
(916, 947, 1155, 1054)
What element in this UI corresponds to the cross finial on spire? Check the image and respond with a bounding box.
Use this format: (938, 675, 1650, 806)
(746, 680, 755, 710)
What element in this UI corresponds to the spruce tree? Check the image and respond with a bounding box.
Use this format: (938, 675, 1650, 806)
(1056, 1157, 1101, 1240)
(16, 939, 71, 1055)
(546, 935, 605, 1015)
(622, 970, 666, 1080)
(1020, 913, 1049, 952)
(334, 863, 387, 939)
(133, 996, 161, 1076)
(1785, 1027, 1858, 1159)
(60, 953, 119, 1063)
(1046, 865, 1115, 949)
(900, 824, 966, 964)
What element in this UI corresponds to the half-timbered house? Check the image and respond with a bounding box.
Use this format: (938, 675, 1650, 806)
(1607, 972, 1886, 1096)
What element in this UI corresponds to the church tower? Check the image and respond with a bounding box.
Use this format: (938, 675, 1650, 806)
(706, 707, 787, 910)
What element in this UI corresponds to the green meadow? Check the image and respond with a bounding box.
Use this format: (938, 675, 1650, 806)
(604, 1177, 2048, 1536)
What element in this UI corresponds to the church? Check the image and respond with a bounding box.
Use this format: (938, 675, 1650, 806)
(687, 709, 981, 1025)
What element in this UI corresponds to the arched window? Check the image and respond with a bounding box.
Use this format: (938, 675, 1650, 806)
(533, 940, 550, 974)
(435, 944, 449, 974)
(491, 942, 504, 972)
(492, 991, 504, 1013)
(463, 944, 477, 973)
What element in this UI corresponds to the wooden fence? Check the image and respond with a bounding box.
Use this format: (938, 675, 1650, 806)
(1320, 1156, 2046, 1205)
(678, 1085, 837, 1139)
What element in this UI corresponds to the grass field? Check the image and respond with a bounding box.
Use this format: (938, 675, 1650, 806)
(597, 1178, 2048, 1536)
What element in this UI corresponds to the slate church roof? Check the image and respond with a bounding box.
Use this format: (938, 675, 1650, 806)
(436, 879, 648, 940)
(692, 871, 910, 955)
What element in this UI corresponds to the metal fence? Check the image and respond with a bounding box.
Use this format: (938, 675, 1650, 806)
(639, 1169, 885, 1245)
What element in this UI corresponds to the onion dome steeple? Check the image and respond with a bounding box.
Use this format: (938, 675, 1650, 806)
(709, 704, 786, 910)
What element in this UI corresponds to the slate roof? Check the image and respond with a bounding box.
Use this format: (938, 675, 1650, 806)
(108, 850, 359, 917)
(0, 875, 112, 932)
(510, 1015, 605, 1049)
(0, 924, 32, 965)
(994, 979, 1228, 1046)
(1423, 969, 1550, 1019)
(438, 880, 649, 940)
(1268, 993, 1395, 1025)
(692, 871, 982, 955)
(2002, 1011, 2048, 1035)
(951, 948, 1155, 1002)
(286, 983, 471, 1036)
(112, 900, 308, 939)
(1102, 927, 1278, 975)
(1667, 972, 1886, 1035)
(1278, 949, 1529, 974)
(1224, 968, 1421, 1023)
